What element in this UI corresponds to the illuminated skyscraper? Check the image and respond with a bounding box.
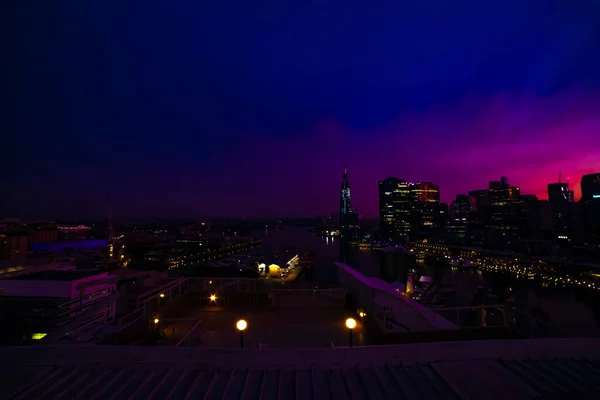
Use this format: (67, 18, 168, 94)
(378, 179, 441, 242)
(339, 167, 351, 226)
(338, 167, 359, 234)
(379, 177, 411, 242)
(409, 182, 441, 239)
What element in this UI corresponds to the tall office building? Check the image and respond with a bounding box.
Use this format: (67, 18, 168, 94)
(379, 178, 411, 242)
(547, 182, 569, 217)
(547, 172, 572, 222)
(338, 167, 359, 236)
(581, 173, 600, 202)
(446, 194, 472, 244)
(486, 177, 521, 249)
(379, 178, 440, 242)
(580, 173, 600, 245)
(409, 182, 441, 240)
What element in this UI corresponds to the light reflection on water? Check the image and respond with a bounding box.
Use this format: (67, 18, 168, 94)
(255, 227, 600, 332)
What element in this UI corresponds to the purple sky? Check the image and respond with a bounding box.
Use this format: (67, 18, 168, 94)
(216, 89, 600, 217)
(3, 2, 600, 219)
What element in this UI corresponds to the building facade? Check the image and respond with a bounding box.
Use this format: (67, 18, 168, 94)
(379, 177, 412, 242)
(580, 173, 600, 202)
(486, 177, 521, 249)
(379, 178, 441, 242)
(0, 270, 116, 344)
(446, 194, 472, 244)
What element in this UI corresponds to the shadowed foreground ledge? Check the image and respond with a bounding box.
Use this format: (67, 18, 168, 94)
(2, 338, 600, 399)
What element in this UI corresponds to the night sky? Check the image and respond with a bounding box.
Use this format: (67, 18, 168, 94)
(3, 1, 600, 219)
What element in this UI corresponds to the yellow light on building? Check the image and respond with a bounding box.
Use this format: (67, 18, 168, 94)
(268, 264, 281, 277)
(31, 333, 47, 340)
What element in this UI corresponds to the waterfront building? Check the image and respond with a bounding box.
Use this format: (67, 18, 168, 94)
(409, 182, 441, 240)
(378, 177, 412, 243)
(486, 177, 521, 249)
(379, 178, 441, 243)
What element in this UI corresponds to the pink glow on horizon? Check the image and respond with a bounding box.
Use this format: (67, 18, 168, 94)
(234, 89, 600, 216)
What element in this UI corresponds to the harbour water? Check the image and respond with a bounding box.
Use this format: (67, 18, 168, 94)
(254, 227, 600, 336)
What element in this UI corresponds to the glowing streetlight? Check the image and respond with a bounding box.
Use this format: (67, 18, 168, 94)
(160, 293, 165, 298)
(154, 318, 159, 324)
(210, 294, 217, 303)
(236, 319, 247, 348)
(345, 318, 357, 348)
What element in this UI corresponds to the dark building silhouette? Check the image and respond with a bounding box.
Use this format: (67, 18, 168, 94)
(519, 195, 544, 242)
(580, 173, 600, 202)
(409, 182, 441, 240)
(446, 194, 472, 244)
(547, 182, 570, 220)
(469, 190, 489, 215)
(486, 177, 521, 249)
(580, 173, 600, 245)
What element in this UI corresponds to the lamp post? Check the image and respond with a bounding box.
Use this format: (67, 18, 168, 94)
(345, 318, 356, 348)
(236, 319, 247, 348)
(158, 293, 165, 307)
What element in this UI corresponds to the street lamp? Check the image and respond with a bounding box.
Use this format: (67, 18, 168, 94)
(236, 319, 247, 348)
(345, 318, 357, 348)
(210, 294, 217, 303)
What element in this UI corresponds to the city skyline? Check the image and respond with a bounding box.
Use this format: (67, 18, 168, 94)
(4, 2, 600, 218)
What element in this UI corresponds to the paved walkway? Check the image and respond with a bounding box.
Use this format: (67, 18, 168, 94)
(158, 306, 366, 348)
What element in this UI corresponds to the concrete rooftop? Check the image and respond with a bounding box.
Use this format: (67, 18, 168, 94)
(2, 338, 600, 399)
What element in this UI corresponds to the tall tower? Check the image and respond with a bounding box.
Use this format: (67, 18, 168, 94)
(339, 166, 352, 229)
(107, 197, 114, 261)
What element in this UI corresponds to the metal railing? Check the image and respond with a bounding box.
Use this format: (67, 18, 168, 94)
(270, 288, 346, 307)
(373, 304, 511, 333)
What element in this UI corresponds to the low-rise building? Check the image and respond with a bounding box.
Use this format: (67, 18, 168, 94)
(0, 270, 116, 344)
